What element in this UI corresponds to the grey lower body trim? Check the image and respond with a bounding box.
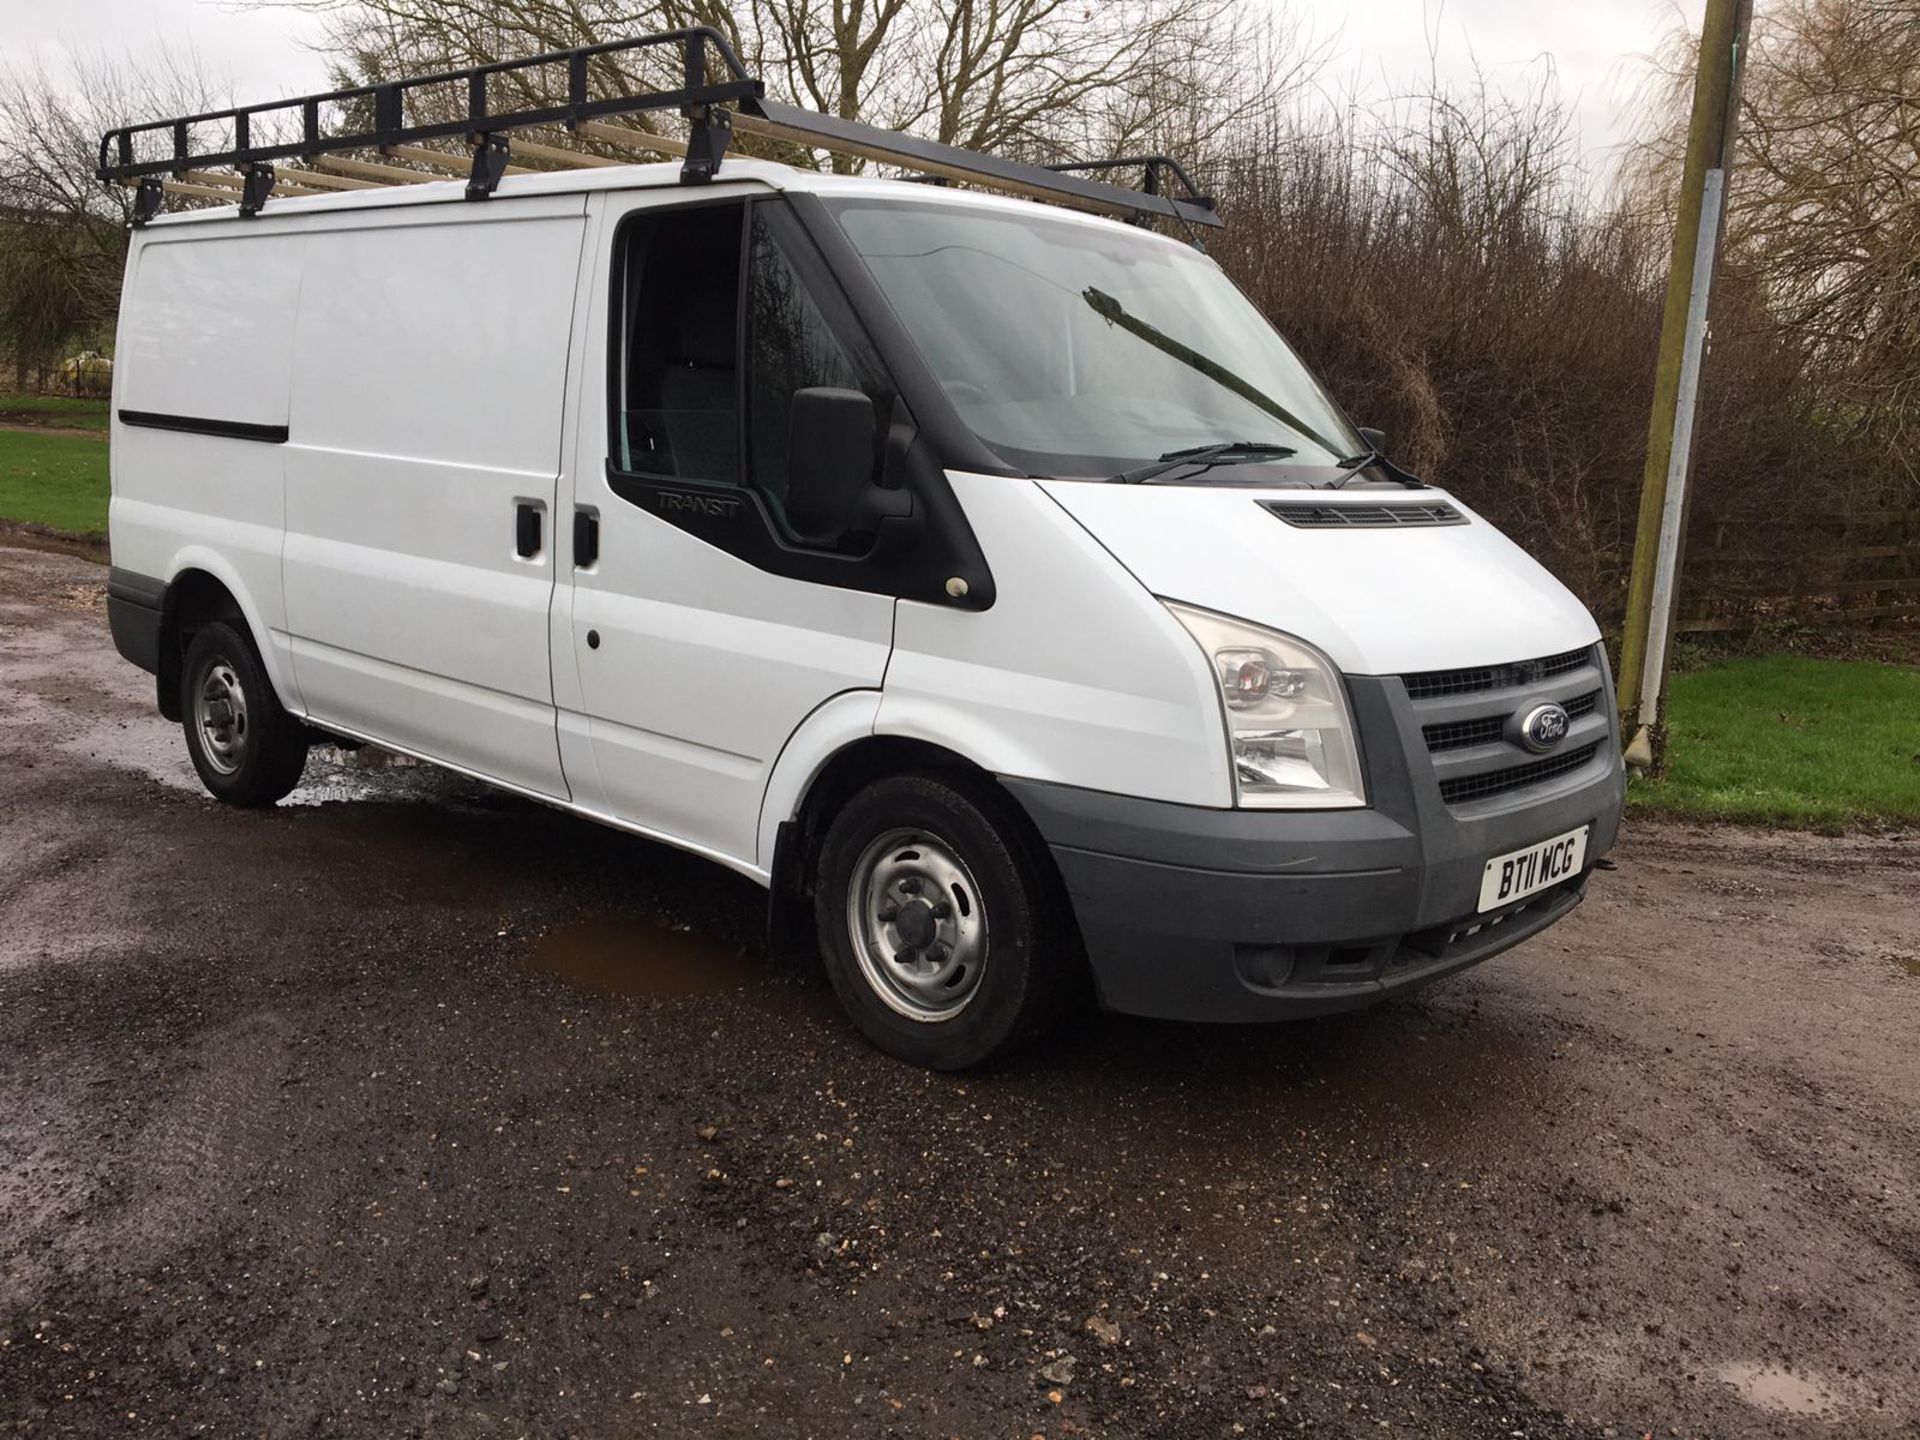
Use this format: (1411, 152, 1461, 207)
(107, 567, 168, 676)
(1002, 682, 1626, 1022)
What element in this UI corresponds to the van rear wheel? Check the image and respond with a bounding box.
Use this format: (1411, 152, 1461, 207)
(180, 620, 308, 807)
(814, 772, 1064, 1070)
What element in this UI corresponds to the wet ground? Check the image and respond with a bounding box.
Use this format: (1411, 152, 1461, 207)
(2, 541, 1917, 1438)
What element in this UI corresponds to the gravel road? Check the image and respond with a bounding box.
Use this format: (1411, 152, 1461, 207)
(2, 541, 1916, 1439)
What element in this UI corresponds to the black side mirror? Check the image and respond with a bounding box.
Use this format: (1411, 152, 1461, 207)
(1357, 426, 1387, 453)
(785, 387, 879, 541)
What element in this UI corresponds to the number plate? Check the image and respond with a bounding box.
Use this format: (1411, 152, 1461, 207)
(1477, 826, 1588, 912)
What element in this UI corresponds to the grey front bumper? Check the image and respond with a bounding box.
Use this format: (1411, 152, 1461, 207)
(1002, 674, 1627, 1022)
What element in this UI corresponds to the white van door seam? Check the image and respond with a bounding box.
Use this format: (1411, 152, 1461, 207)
(543, 206, 596, 803)
(278, 233, 310, 716)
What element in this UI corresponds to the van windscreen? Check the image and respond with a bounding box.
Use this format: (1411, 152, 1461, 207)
(831, 200, 1362, 481)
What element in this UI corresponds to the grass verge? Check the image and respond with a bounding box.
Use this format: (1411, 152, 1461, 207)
(1630, 654, 1920, 830)
(0, 391, 110, 431)
(0, 429, 110, 537)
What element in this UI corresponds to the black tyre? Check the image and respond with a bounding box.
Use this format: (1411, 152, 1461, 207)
(179, 619, 309, 807)
(814, 771, 1068, 1069)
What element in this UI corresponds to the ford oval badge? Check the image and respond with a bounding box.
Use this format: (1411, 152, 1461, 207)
(1519, 702, 1571, 753)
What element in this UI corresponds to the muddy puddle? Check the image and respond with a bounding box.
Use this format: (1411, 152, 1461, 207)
(526, 915, 760, 998)
(1716, 1362, 1847, 1420)
(282, 744, 491, 808)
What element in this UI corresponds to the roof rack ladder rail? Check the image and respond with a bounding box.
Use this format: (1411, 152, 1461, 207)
(1046, 154, 1214, 211)
(96, 27, 760, 188)
(91, 25, 1216, 230)
(235, 103, 264, 215)
(679, 30, 731, 184)
(1046, 155, 1216, 245)
(729, 102, 1223, 229)
(568, 50, 589, 110)
(374, 84, 403, 139)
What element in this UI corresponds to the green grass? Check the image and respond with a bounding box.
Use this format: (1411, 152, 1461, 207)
(0, 429, 110, 536)
(0, 391, 110, 430)
(1631, 654, 1920, 829)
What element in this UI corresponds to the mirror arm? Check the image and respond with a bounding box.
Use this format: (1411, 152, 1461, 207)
(852, 414, 921, 533)
(856, 484, 915, 527)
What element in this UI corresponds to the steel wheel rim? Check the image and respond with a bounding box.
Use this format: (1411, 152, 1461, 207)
(846, 827, 988, 1023)
(193, 659, 249, 776)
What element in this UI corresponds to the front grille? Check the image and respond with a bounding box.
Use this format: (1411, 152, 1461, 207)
(1422, 714, 1505, 753)
(1422, 688, 1602, 753)
(1263, 501, 1465, 528)
(1399, 645, 1611, 810)
(1438, 744, 1601, 805)
(1402, 647, 1592, 700)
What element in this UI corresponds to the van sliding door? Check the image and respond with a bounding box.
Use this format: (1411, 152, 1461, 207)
(281, 198, 588, 798)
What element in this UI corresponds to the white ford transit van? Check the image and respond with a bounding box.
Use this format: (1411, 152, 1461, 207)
(99, 36, 1624, 1067)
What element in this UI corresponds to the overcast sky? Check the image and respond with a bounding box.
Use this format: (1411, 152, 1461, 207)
(2, 0, 1706, 178)
(1310, 0, 1704, 176)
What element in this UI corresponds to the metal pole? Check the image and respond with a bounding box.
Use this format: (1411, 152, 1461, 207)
(1616, 0, 1753, 769)
(1638, 166, 1725, 733)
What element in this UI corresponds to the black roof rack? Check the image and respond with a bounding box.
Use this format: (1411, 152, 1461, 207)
(728, 102, 1216, 229)
(1050, 155, 1213, 208)
(95, 26, 1222, 232)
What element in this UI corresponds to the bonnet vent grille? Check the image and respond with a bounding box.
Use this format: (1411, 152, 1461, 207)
(1262, 501, 1466, 529)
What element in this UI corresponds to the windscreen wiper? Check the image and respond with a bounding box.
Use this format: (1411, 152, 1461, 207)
(1111, 441, 1298, 484)
(1328, 448, 1427, 489)
(1083, 288, 1343, 457)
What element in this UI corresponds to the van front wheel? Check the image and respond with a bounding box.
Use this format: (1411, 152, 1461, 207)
(814, 772, 1064, 1070)
(180, 621, 308, 807)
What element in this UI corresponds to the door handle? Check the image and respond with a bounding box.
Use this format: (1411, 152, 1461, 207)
(573, 508, 600, 568)
(515, 503, 542, 558)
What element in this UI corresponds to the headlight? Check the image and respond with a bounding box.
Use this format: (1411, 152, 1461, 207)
(1164, 601, 1365, 809)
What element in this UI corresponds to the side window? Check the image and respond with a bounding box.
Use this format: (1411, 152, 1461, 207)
(611, 202, 743, 486)
(744, 208, 865, 531)
(608, 199, 888, 556)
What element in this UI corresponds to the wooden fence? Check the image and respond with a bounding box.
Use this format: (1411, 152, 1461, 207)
(1680, 507, 1920, 633)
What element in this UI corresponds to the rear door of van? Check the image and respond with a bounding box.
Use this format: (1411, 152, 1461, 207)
(281, 197, 589, 798)
(113, 225, 305, 702)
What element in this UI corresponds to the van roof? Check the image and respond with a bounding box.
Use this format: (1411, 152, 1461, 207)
(136, 156, 1175, 240)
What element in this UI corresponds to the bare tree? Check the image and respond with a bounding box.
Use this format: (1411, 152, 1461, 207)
(0, 47, 222, 382)
(1630, 0, 1920, 472)
(1203, 70, 1855, 619)
(1735, 0, 1919, 465)
(245, 0, 1309, 173)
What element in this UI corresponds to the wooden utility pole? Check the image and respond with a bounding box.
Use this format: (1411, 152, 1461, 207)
(1616, 0, 1754, 770)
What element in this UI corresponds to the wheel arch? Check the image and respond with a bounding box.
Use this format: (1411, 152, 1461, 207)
(156, 555, 294, 722)
(767, 729, 1072, 939)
